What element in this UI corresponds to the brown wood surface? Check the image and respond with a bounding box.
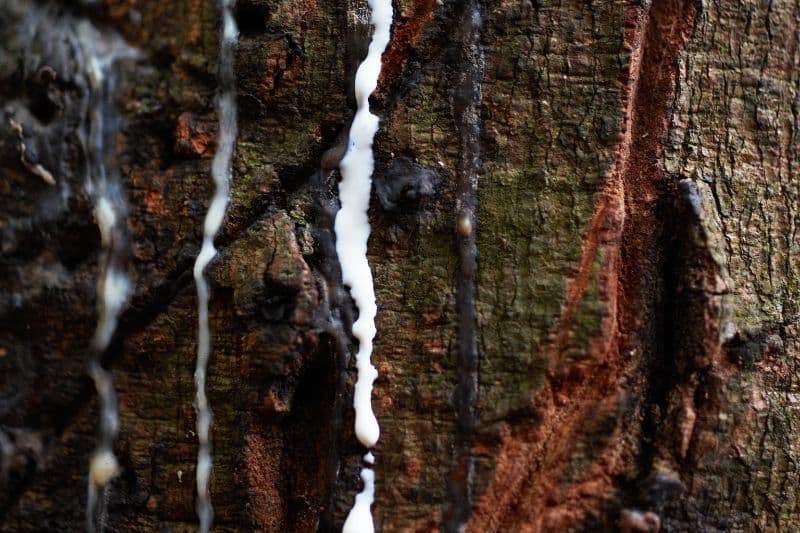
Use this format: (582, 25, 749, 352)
(2, 0, 799, 531)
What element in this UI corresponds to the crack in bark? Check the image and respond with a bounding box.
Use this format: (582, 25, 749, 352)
(614, 0, 704, 512)
(308, 166, 358, 532)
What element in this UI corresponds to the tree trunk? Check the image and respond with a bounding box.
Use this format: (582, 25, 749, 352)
(1, 0, 798, 531)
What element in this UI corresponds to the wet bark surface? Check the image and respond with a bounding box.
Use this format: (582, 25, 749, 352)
(2, 0, 800, 531)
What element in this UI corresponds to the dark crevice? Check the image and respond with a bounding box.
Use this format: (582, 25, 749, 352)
(257, 280, 299, 323)
(610, 0, 703, 521)
(276, 156, 330, 194)
(281, 338, 338, 530)
(617, 183, 683, 512)
(55, 217, 101, 271)
(26, 70, 61, 124)
(308, 165, 357, 532)
(234, 0, 270, 36)
(619, 179, 726, 524)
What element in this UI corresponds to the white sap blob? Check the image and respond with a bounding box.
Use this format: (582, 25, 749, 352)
(89, 449, 120, 487)
(192, 1, 238, 532)
(342, 468, 376, 533)
(335, 0, 393, 451)
(337, 0, 392, 530)
(94, 197, 116, 244)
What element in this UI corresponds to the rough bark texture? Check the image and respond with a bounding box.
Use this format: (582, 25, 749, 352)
(1, 0, 799, 531)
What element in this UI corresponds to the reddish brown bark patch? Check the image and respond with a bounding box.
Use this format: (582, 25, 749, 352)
(245, 430, 286, 531)
(174, 112, 213, 157)
(379, 0, 437, 90)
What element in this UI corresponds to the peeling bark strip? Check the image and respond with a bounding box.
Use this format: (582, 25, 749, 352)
(468, 0, 698, 529)
(192, 2, 238, 531)
(8, 118, 56, 185)
(444, 1, 484, 531)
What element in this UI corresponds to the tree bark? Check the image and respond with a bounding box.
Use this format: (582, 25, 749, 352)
(1, 0, 798, 531)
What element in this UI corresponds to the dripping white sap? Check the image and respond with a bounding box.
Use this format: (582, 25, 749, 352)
(191, 1, 238, 531)
(76, 20, 138, 533)
(336, 0, 393, 532)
